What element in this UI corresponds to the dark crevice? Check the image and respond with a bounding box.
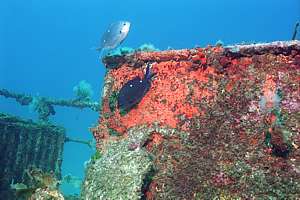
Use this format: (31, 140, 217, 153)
(141, 166, 156, 200)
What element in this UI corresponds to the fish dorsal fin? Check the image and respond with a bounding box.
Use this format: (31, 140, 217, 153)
(144, 63, 151, 80)
(144, 63, 156, 81)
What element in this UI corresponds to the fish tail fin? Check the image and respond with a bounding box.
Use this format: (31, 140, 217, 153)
(145, 63, 154, 80)
(90, 46, 103, 52)
(95, 47, 103, 52)
(99, 49, 105, 60)
(90, 46, 106, 60)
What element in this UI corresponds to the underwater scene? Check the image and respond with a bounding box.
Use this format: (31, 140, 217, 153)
(0, 0, 300, 199)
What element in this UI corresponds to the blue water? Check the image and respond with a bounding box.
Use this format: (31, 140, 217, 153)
(0, 0, 299, 195)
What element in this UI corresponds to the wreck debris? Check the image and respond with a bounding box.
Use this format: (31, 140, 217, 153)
(0, 88, 100, 121)
(10, 167, 64, 200)
(87, 40, 300, 199)
(64, 136, 94, 149)
(0, 113, 65, 199)
(292, 21, 299, 40)
(102, 40, 300, 69)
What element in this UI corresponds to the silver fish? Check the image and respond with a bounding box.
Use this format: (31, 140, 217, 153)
(96, 21, 131, 52)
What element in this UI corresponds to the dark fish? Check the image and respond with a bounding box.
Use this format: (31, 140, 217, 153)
(96, 21, 131, 52)
(118, 64, 154, 111)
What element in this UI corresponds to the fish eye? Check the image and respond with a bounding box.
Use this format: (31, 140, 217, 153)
(119, 31, 122, 34)
(139, 80, 142, 83)
(123, 23, 126, 26)
(130, 84, 133, 87)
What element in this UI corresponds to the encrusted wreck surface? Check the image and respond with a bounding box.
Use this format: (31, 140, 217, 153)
(83, 41, 300, 199)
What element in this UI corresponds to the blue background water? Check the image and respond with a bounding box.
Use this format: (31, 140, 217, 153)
(0, 0, 299, 195)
